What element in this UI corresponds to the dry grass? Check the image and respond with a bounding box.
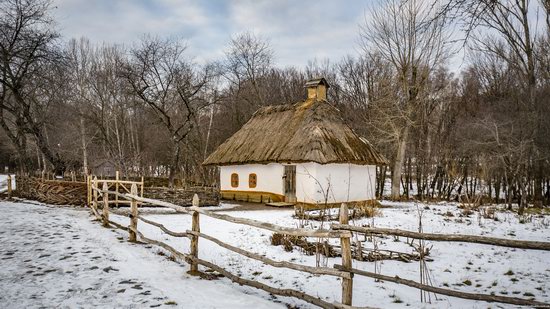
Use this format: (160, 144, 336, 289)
(352, 200, 382, 218)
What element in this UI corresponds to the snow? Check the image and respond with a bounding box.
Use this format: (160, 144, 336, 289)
(2, 198, 549, 308)
(109, 201, 550, 308)
(0, 200, 283, 309)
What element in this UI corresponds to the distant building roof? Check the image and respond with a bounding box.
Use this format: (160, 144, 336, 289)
(304, 77, 330, 88)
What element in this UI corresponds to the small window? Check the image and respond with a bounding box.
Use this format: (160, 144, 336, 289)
(249, 173, 257, 188)
(231, 173, 239, 188)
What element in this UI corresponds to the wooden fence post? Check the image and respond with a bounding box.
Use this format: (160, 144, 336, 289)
(189, 193, 200, 275)
(129, 183, 138, 242)
(93, 176, 98, 213)
(339, 202, 353, 306)
(86, 175, 91, 207)
(102, 181, 109, 227)
(7, 175, 12, 198)
(115, 170, 119, 207)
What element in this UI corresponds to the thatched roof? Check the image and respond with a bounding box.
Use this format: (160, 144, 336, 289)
(203, 99, 388, 166)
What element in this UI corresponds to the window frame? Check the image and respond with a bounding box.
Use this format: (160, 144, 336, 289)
(249, 173, 257, 188)
(230, 173, 239, 188)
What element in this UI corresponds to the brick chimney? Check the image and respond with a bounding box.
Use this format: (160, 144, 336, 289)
(305, 77, 329, 101)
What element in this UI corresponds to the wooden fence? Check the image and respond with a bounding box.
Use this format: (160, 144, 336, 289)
(87, 173, 144, 208)
(89, 182, 550, 308)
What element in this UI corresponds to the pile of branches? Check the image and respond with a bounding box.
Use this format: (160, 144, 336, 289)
(270, 232, 426, 263)
(270, 232, 338, 257)
(294, 201, 382, 222)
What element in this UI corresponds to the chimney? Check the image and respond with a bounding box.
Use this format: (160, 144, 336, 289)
(305, 77, 329, 101)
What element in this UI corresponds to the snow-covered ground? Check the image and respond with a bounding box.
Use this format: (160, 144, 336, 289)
(0, 200, 283, 309)
(1, 199, 549, 308)
(109, 201, 550, 308)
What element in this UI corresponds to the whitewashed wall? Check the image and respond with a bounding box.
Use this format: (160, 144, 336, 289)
(295, 163, 318, 203)
(220, 163, 376, 204)
(296, 163, 376, 204)
(220, 164, 284, 194)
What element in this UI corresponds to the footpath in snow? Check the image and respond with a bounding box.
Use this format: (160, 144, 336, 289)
(0, 200, 283, 309)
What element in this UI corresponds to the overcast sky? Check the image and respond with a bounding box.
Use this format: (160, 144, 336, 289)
(52, 0, 380, 68)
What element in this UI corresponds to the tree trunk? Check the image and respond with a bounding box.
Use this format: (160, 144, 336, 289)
(168, 141, 181, 188)
(377, 166, 386, 198)
(12, 91, 65, 175)
(518, 179, 528, 215)
(204, 104, 215, 160)
(80, 116, 88, 175)
(494, 176, 501, 204)
(534, 160, 543, 207)
(416, 162, 423, 200)
(391, 126, 409, 200)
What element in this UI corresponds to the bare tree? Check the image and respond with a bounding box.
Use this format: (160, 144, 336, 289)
(224, 31, 273, 106)
(122, 36, 215, 186)
(437, 0, 548, 211)
(0, 0, 68, 174)
(360, 0, 449, 199)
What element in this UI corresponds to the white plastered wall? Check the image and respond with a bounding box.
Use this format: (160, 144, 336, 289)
(220, 163, 377, 204)
(296, 163, 377, 204)
(220, 164, 284, 194)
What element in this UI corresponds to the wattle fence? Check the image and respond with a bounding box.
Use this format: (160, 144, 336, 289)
(3, 174, 219, 207)
(87, 177, 550, 309)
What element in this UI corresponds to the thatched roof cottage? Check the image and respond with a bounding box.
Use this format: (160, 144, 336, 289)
(203, 78, 387, 206)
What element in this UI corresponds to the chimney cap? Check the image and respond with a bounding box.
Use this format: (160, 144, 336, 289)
(305, 77, 330, 88)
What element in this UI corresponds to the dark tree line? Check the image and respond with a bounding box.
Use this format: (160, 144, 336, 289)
(0, 0, 549, 210)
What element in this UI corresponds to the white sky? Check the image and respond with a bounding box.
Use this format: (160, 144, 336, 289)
(52, 0, 381, 68)
(51, 0, 545, 73)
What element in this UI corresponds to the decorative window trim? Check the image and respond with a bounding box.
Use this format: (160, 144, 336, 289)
(231, 173, 239, 188)
(249, 173, 257, 188)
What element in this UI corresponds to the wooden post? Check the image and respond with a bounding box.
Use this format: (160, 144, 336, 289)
(115, 170, 119, 207)
(129, 183, 138, 242)
(102, 181, 109, 227)
(339, 202, 353, 306)
(93, 176, 98, 213)
(7, 175, 12, 198)
(140, 176, 144, 205)
(189, 193, 200, 275)
(86, 175, 92, 207)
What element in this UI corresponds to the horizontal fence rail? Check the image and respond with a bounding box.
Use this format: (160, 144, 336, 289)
(333, 265, 547, 307)
(87, 176, 550, 308)
(104, 190, 350, 238)
(331, 224, 550, 251)
(187, 229, 351, 278)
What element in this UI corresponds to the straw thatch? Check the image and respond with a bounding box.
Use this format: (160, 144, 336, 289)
(203, 99, 388, 166)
